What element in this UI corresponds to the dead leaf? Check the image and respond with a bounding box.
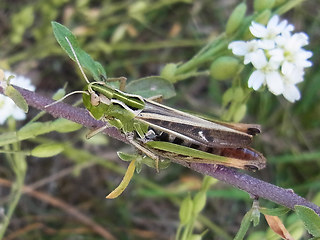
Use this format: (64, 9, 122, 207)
(265, 214, 294, 240)
(106, 160, 136, 199)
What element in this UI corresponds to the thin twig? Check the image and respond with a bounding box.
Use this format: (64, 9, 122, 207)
(1, 86, 320, 216)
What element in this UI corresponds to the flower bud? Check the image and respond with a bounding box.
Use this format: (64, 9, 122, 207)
(179, 194, 193, 225)
(234, 87, 244, 102)
(254, 0, 275, 12)
(254, 9, 272, 25)
(53, 119, 82, 133)
(193, 191, 206, 214)
(233, 103, 247, 122)
(226, 3, 247, 35)
(31, 143, 64, 158)
(161, 63, 177, 82)
(210, 56, 240, 80)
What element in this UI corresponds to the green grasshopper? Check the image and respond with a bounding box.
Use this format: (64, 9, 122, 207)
(52, 30, 266, 172)
(83, 81, 266, 171)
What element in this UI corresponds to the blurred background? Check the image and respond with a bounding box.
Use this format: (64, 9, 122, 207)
(0, 0, 319, 239)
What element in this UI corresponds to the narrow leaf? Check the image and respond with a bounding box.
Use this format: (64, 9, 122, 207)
(106, 160, 136, 199)
(31, 143, 64, 158)
(51, 21, 106, 81)
(117, 152, 139, 162)
(4, 85, 28, 112)
(295, 205, 320, 237)
(234, 210, 252, 240)
(265, 215, 294, 240)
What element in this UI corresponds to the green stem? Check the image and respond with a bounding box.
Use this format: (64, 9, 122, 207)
(175, 40, 228, 75)
(0, 121, 27, 239)
(275, 0, 308, 15)
(173, 70, 210, 83)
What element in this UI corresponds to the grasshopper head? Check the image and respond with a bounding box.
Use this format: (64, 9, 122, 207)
(82, 86, 110, 120)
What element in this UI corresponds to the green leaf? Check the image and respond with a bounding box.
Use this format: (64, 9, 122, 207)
(117, 151, 139, 162)
(51, 21, 106, 81)
(140, 155, 171, 170)
(125, 76, 176, 99)
(0, 132, 18, 146)
(260, 206, 290, 216)
(4, 85, 28, 113)
(31, 143, 64, 158)
(295, 205, 320, 237)
(18, 122, 53, 140)
(51, 118, 82, 133)
(234, 210, 252, 240)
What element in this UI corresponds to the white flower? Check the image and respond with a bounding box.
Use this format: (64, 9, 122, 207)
(228, 15, 312, 103)
(0, 71, 35, 124)
(249, 15, 294, 49)
(281, 68, 304, 102)
(228, 40, 261, 64)
(248, 49, 283, 95)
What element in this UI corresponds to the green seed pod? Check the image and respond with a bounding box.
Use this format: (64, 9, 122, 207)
(234, 87, 244, 102)
(53, 119, 82, 133)
(243, 10, 271, 39)
(254, 9, 272, 25)
(233, 103, 247, 122)
(179, 194, 193, 225)
(274, 0, 286, 7)
(160, 63, 177, 82)
(193, 191, 207, 214)
(226, 3, 247, 35)
(222, 88, 234, 107)
(31, 143, 64, 158)
(254, 0, 275, 12)
(210, 56, 240, 81)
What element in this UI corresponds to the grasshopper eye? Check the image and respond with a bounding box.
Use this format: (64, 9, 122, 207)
(90, 92, 100, 106)
(244, 165, 258, 172)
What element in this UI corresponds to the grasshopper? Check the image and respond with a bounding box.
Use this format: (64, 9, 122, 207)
(52, 33, 266, 172)
(82, 77, 266, 171)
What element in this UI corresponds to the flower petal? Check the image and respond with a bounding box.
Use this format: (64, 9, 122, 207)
(267, 15, 280, 29)
(250, 22, 267, 38)
(266, 71, 284, 95)
(283, 84, 301, 102)
(258, 39, 275, 49)
(248, 70, 265, 90)
(228, 41, 248, 56)
(250, 49, 267, 69)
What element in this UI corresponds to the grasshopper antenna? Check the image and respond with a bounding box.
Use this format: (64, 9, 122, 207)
(45, 90, 89, 108)
(65, 37, 90, 84)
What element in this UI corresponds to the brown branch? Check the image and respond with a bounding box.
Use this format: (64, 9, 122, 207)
(1, 86, 320, 216)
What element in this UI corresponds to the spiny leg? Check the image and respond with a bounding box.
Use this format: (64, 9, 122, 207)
(106, 77, 127, 91)
(86, 124, 110, 139)
(126, 133, 160, 172)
